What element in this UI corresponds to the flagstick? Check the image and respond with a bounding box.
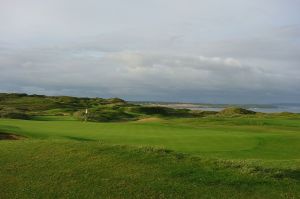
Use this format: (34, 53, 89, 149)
(85, 108, 88, 122)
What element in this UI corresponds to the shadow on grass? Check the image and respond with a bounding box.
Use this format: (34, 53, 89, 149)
(63, 136, 96, 142)
(273, 169, 300, 181)
(31, 116, 76, 121)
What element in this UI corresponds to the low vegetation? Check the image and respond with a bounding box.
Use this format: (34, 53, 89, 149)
(0, 107, 31, 119)
(218, 107, 256, 116)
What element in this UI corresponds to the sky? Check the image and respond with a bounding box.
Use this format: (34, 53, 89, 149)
(0, 0, 299, 103)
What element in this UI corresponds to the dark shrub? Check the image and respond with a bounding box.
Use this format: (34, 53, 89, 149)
(74, 109, 136, 122)
(0, 108, 31, 119)
(131, 106, 192, 117)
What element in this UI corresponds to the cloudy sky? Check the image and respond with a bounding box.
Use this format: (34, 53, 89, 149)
(0, 0, 299, 103)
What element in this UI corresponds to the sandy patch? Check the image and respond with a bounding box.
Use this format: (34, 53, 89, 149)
(135, 117, 162, 123)
(0, 132, 26, 140)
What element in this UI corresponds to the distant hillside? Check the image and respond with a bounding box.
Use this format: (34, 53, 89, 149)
(0, 93, 207, 121)
(0, 93, 130, 120)
(0, 93, 126, 110)
(3, 93, 296, 122)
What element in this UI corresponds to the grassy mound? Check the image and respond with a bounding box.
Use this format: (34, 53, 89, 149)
(219, 107, 256, 116)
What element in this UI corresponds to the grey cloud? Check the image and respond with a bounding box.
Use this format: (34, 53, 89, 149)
(107, 52, 297, 91)
(1, 45, 299, 103)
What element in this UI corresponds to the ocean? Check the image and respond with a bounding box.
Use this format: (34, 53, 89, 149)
(190, 105, 300, 113)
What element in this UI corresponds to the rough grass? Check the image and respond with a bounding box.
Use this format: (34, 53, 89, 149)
(0, 140, 299, 199)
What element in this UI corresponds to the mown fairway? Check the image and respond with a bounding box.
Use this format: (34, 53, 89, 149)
(1, 116, 300, 161)
(1, 116, 300, 198)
